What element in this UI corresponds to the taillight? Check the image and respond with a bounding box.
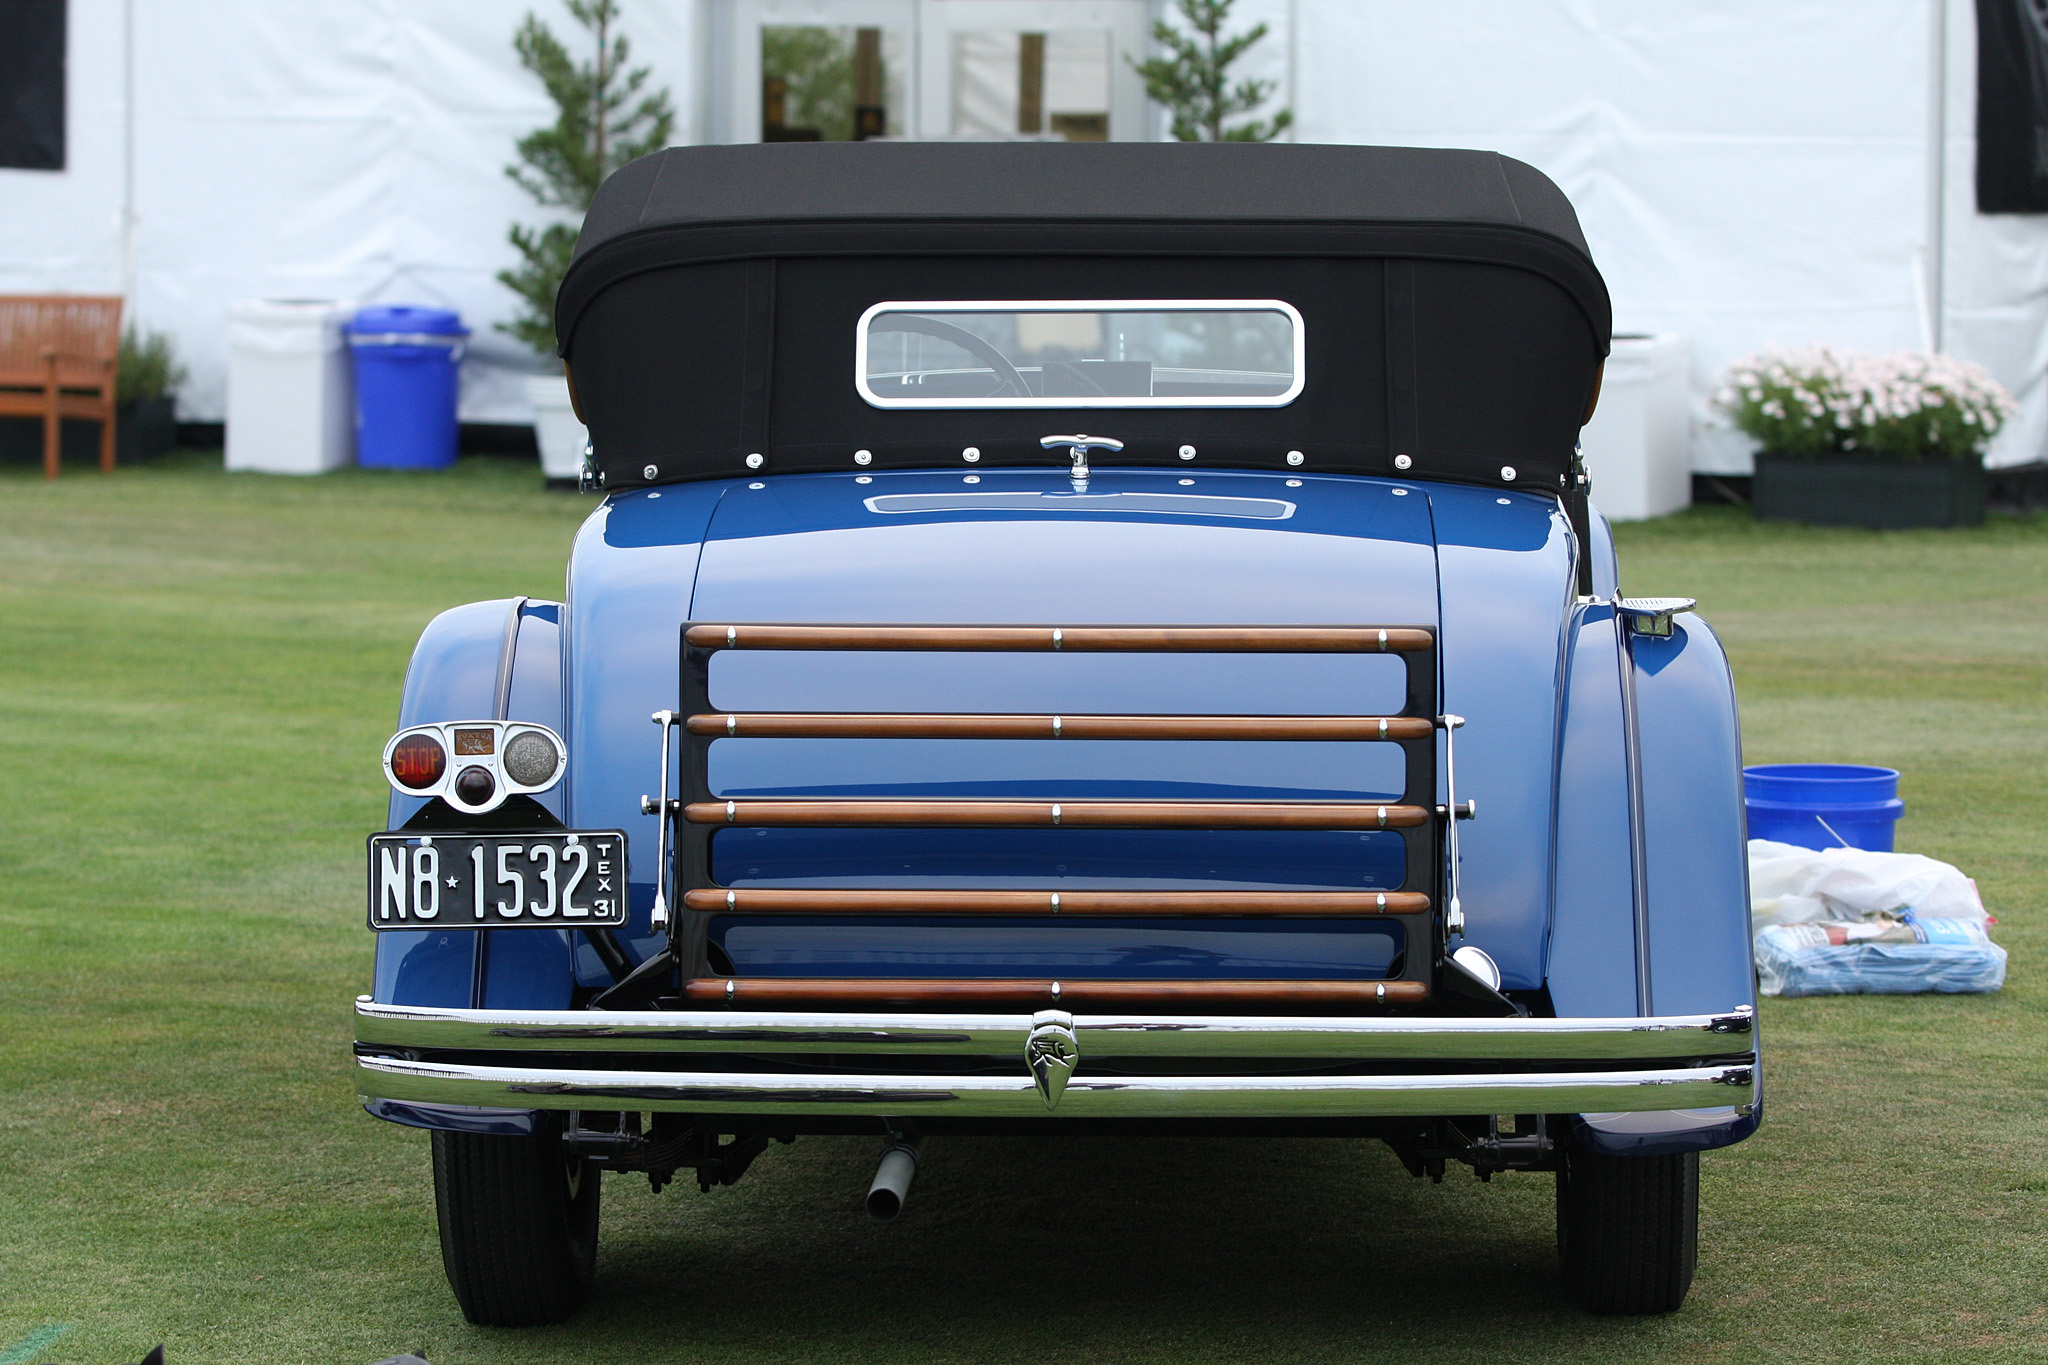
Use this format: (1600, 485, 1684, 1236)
(503, 729, 560, 786)
(390, 733, 447, 789)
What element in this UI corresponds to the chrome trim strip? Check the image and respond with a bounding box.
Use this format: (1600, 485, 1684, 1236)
(492, 596, 528, 722)
(357, 1055, 1754, 1119)
(1617, 608, 1655, 1015)
(354, 998, 1754, 1061)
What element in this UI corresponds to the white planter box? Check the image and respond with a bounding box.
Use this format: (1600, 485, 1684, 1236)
(225, 299, 354, 474)
(526, 373, 589, 482)
(1579, 333, 1692, 521)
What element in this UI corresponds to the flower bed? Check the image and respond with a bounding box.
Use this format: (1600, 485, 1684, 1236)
(1715, 346, 2015, 461)
(1715, 347, 2017, 527)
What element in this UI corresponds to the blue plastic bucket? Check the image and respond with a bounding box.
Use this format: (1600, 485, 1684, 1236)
(1743, 763, 1904, 851)
(348, 305, 467, 469)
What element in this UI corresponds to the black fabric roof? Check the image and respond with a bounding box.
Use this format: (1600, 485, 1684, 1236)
(560, 143, 1608, 347)
(577, 142, 1591, 250)
(557, 143, 1612, 499)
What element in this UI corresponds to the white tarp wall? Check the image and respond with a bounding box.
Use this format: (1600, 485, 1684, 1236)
(0, 0, 707, 425)
(2, 0, 2044, 468)
(1273, 0, 2048, 470)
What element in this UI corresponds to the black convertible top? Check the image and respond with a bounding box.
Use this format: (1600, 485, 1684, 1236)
(559, 142, 1611, 496)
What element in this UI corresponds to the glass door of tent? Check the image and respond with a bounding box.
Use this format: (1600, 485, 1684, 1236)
(732, 0, 917, 143)
(912, 0, 1149, 142)
(731, 0, 1150, 143)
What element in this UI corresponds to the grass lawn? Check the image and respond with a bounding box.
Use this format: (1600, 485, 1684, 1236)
(2, 452, 2044, 1365)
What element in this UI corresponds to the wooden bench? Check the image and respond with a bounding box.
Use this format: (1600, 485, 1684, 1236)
(0, 295, 123, 478)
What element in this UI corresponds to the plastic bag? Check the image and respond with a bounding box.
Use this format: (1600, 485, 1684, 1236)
(1749, 838, 1987, 935)
(1753, 913, 2007, 997)
(1747, 840, 2005, 997)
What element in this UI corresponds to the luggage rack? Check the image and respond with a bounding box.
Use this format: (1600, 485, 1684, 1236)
(636, 622, 1449, 1013)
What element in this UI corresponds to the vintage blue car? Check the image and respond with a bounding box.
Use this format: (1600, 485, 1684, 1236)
(353, 142, 1758, 1325)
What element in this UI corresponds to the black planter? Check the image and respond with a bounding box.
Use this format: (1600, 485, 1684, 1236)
(117, 396, 178, 462)
(1753, 455, 1985, 528)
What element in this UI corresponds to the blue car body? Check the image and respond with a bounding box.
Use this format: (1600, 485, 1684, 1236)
(367, 463, 1757, 1154)
(355, 141, 1758, 1322)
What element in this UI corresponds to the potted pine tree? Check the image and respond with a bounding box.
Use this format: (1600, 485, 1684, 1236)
(1716, 346, 2017, 528)
(1129, 0, 1293, 142)
(116, 326, 186, 461)
(500, 0, 672, 482)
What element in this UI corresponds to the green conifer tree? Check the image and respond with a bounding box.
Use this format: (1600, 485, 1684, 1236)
(1129, 0, 1293, 143)
(499, 0, 674, 356)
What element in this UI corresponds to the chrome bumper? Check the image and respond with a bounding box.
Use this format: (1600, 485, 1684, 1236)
(354, 997, 1756, 1120)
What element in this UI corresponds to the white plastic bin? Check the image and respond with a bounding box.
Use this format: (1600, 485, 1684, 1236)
(226, 299, 355, 473)
(525, 372, 590, 482)
(1579, 333, 1691, 521)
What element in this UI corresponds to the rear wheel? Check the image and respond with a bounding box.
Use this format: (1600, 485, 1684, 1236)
(1555, 1147, 1698, 1314)
(431, 1123, 600, 1326)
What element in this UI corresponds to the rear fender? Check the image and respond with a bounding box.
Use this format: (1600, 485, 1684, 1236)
(1550, 604, 1759, 1153)
(1633, 613, 1754, 1016)
(371, 598, 572, 1010)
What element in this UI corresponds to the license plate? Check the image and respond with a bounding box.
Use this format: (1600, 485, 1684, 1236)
(367, 831, 629, 930)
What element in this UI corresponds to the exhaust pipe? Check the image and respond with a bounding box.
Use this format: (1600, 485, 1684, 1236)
(865, 1135, 923, 1222)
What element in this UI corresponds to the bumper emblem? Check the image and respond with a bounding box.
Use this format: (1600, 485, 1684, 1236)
(1025, 1010, 1080, 1110)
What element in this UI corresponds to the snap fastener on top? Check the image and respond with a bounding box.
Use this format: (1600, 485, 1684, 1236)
(1179, 445, 1197, 460)
(643, 464, 658, 479)
(1394, 454, 1413, 470)
(1286, 450, 1305, 466)
(854, 449, 872, 466)
(1501, 465, 1517, 481)
(745, 453, 765, 470)
(962, 446, 981, 462)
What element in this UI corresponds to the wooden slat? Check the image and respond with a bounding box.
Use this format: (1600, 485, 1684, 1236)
(684, 799, 1431, 830)
(685, 712, 1434, 740)
(685, 624, 1432, 653)
(682, 888, 1430, 916)
(681, 977, 1430, 1009)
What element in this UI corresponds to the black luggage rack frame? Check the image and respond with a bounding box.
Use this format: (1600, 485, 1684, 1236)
(637, 622, 1448, 1014)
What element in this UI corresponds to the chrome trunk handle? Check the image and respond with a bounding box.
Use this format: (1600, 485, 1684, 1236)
(1040, 433, 1123, 482)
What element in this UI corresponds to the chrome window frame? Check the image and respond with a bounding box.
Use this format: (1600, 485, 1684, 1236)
(855, 298, 1307, 411)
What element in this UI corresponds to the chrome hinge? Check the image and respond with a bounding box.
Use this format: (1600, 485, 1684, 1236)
(1617, 596, 1697, 638)
(578, 440, 606, 494)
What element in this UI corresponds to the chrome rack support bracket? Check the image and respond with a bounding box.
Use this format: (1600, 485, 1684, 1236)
(641, 709, 679, 931)
(1440, 714, 1467, 938)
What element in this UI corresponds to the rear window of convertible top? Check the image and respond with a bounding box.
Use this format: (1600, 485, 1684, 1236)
(856, 300, 1304, 410)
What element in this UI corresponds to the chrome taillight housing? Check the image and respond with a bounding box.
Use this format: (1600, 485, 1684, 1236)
(380, 721, 567, 814)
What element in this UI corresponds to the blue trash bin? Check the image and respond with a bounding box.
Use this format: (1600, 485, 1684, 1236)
(1743, 763, 1904, 851)
(348, 305, 467, 469)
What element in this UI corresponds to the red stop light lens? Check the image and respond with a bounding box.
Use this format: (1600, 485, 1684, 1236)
(390, 733, 447, 790)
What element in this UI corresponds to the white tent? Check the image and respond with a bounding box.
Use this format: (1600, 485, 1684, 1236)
(2, 0, 2040, 471)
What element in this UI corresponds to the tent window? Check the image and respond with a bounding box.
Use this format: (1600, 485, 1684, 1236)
(953, 29, 1110, 140)
(0, 0, 66, 170)
(762, 25, 902, 142)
